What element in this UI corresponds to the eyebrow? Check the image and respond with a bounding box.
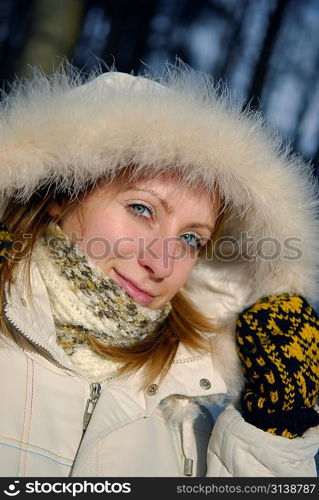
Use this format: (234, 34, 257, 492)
(124, 186, 215, 234)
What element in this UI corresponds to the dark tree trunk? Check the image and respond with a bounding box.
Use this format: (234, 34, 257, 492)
(102, 0, 159, 73)
(246, 0, 290, 109)
(313, 146, 319, 178)
(294, 57, 319, 156)
(0, 0, 35, 88)
(215, 0, 250, 81)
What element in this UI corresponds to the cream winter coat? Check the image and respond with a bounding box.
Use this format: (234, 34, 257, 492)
(1, 262, 319, 477)
(0, 63, 319, 476)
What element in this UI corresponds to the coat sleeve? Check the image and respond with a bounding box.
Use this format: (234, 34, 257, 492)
(206, 403, 319, 477)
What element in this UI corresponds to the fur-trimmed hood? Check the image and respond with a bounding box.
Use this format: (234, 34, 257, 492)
(1, 61, 319, 329)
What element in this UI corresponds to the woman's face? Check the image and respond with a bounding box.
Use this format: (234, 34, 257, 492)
(48, 176, 219, 309)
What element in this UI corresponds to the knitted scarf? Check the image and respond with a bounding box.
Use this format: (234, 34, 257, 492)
(32, 223, 172, 380)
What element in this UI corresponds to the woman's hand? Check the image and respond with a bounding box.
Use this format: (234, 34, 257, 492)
(235, 293, 319, 438)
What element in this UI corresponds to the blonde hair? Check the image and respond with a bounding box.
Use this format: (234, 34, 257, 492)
(0, 171, 226, 387)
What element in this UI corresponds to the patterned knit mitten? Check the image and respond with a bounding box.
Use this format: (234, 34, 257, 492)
(0, 222, 13, 269)
(236, 293, 319, 438)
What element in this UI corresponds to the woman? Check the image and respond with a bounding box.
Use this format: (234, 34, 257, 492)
(0, 63, 318, 477)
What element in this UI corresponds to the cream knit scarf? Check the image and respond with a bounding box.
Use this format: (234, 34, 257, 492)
(32, 223, 172, 381)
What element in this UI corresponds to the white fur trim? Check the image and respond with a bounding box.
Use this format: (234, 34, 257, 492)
(0, 62, 318, 316)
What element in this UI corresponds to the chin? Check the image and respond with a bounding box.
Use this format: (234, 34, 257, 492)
(150, 299, 169, 310)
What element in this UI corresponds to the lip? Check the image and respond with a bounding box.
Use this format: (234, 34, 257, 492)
(113, 269, 155, 306)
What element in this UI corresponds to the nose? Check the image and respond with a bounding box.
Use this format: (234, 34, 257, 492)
(137, 235, 181, 279)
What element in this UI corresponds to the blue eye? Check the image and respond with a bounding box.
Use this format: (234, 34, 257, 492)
(128, 203, 153, 219)
(180, 233, 204, 250)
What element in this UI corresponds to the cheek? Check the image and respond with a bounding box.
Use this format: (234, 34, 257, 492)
(168, 259, 197, 295)
(76, 213, 143, 262)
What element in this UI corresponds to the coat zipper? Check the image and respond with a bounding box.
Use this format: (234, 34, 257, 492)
(82, 382, 102, 431)
(4, 301, 105, 475)
(69, 382, 102, 476)
(4, 301, 72, 370)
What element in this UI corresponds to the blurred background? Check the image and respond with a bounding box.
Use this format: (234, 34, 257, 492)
(0, 0, 319, 474)
(0, 0, 319, 174)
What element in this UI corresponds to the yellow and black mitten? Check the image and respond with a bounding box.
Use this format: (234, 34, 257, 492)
(0, 222, 13, 270)
(236, 293, 319, 438)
